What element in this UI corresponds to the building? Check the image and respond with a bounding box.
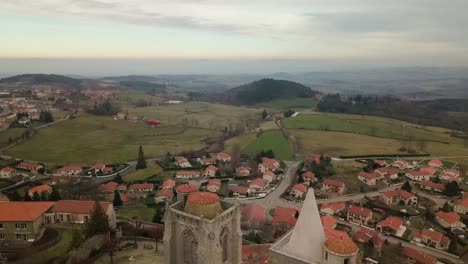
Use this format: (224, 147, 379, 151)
(321, 215, 337, 229)
(258, 157, 279, 173)
(99, 181, 118, 194)
(0, 166, 16, 178)
(199, 158, 216, 166)
(435, 211, 466, 231)
(155, 189, 174, 204)
(49, 200, 116, 228)
(439, 169, 461, 183)
(376, 217, 404, 236)
(236, 166, 250, 177)
(354, 228, 382, 255)
(373, 160, 386, 167)
(17, 161, 43, 172)
(0, 202, 55, 241)
(175, 157, 191, 168)
(290, 184, 307, 199)
(406, 170, 432, 181)
(233, 186, 250, 197)
(207, 179, 221, 193)
(428, 159, 443, 168)
(242, 244, 270, 264)
(241, 203, 266, 227)
(454, 198, 468, 214)
(321, 178, 345, 194)
(391, 159, 409, 169)
(175, 184, 199, 202)
(358, 171, 379, 186)
(262, 171, 277, 183)
(400, 247, 437, 264)
(419, 180, 444, 193)
(203, 165, 218, 178)
(380, 189, 417, 206)
(128, 182, 153, 193)
(28, 184, 52, 197)
(161, 179, 176, 190)
(216, 152, 232, 162)
(163, 192, 242, 263)
(175, 170, 200, 179)
(320, 202, 346, 215)
(347, 206, 373, 226)
(272, 207, 299, 236)
(374, 167, 399, 180)
(249, 178, 268, 192)
(269, 189, 360, 264)
(56, 165, 82, 176)
(412, 229, 450, 250)
(88, 164, 106, 174)
(302, 171, 317, 185)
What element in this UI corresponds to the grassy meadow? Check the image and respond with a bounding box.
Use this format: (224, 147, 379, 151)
(123, 162, 164, 182)
(243, 130, 293, 160)
(259, 97, 318, 110)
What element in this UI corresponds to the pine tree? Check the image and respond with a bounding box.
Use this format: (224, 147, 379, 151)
(136, 145, 147, 170)
(113, 191, 123, 207)
(401, 181, 412, 193)
(23, 190, 32, 201)
(444, 182, 461, 197)
(152, 206, 165, 224)
(114, 173, 123, 184)
(49, 187, 61, 201)
(9, 190, 22, 201)
(84, 201, 111, 238)
(261, 110, 268, 119)
(32, 192, 40, 201)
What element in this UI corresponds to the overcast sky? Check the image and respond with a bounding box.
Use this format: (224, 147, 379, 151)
(1, 0, 468, 75)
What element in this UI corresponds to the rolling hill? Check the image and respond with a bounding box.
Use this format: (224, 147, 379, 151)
(0, 74, 83, 87)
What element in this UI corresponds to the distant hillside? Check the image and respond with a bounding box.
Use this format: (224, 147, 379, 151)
(222, 79, 317, 105)
(101, 75, 162, 83)
(0, 74, 82, 86)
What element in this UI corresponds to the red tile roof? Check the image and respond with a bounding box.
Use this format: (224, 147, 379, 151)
(291, 183, 307, 193)
(241, 203, 266, 224)
(187, 192, 220, 205)
(401, 247, 437, 264)
(89, 164, 106, 170)
(324, 228, 351, 241)
(420, 180, 444, 190)
(354, 228, 381, 245)
(377, 216, 403, 231)
(242, 244, 271, 264)
(320, 202, 346, 213)
(261, 157, 278, 168)
(420, 167, 437, 175)
(128, 182, 153, 191)
(435, 211, 460, 224)
(374, 167, 398, 175)
(157, 189, 174, 200)
(205, 165, 218, 172)
(250, 178, 268, 188)
(208, 179, 221, 187)
(175, 184, 199, 193)
(57, 165, 82, 172)
(29, 184, 52, 194)
(272, 206, 298, 226)
(263, 170, 275, 177)
(347, 206, 372, 217)
(306, 153, 322, 164)
(420, 229, 446, 243)
(0, 202, 55, 221)
(234, 186, 249, 195)
(18, 161, 42, 170)
(52, 200, 111, 214)
(100, 182, 118, 192)
(408, 170, 432, 177)
(381, 189, 416, 200)
(373, 159, 386, 166)
(161, 179, 176, 189)
(428, 159, 443, 167)
(302, 171, 316, 180)
(323, 178, 345, 187)
(217, 152, 231, 159)
(0, 166, 15, 173)
(236, 166, 250, 177)
(321, 215, 337, 229)
(456, 198, 468, 207)
(358, 171, 379, 180)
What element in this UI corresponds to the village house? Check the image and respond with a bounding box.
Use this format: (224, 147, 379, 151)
(262, 170, 277, 183)
(358, 171, 379, 186)
(405, 170, 433, 181)
(376, 216, 404, 236)
(258, 157, 280, 173)
(249, 178, 268, 192)
(391, 159, 409, 169)
(374, 167, 399, 180)
(207, 179, 221, 193)
(233, 186, 250, 197)
(50, 175, 81, 185)
(127, 182, 154, 201)
(373, 159, 387, 167)
(175, 170, 200, 180)
(320, 202, 346, 215)
(0, 202, 55, 241)
(198, 157, 216, 166)
(306, 153, 322, 165)
(203, 165, 219, 178)
(419, 180, 444, 193)
(17, 161, 43, 172)
(381, 189, 418, 206)
(236, 166, 250, 177)
(401, 247, 437, 264)
(241, 203, 266, 228)
(56, 165, 82, 176)
(49, 200, 116, 228)
(174, 157, 191, 168)
(302, 171, 317, 185)
(321, 178, 346, 194)
(440, 169, 461, 183)
(28, 184, 52, 197)
(88, 164, 106, 174)
(428, 159, 443, 168)
(99, 181, 118, 194)
(412, 229, 450, 250)
(347, 206, 373, 226)
(216, 152, 231, 163)
(321, 215, 337, 229)
(290, 184, 307, 199)
(354, 228, 382, 250)
(454, 198, 468, 214)
(160, 179, 176, 190)
(155, 189, 174, 203)
(435, 211, 466, 231)
(0, 166, 16, 178)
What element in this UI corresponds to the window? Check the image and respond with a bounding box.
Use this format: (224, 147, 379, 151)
(15, 223, 21, 230)
(0, 224, 3, 230)
(15, 234, 27, 240)
(21, 223, 27, 229)
(0, 234, 5, 240)
(59, 214, 64, 221)
(344, 258, 350, 264)
(84, 216, 89, 223)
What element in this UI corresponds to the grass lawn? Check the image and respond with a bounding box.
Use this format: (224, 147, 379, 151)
(124, 162, 164, 182)
(0, 128, 26, 148)
(6, 113, 219, 164)
(243, 130, 293, 160)
(16, 229, 73, 264)
(224, 133, 257, 153)
(117, 204, 155, 222)
(259, 98, 318, 110)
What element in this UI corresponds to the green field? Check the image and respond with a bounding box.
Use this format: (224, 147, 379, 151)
(124, 162, 164, 182)
(6, 113, 219, 164)
(117, 204, 155, 222)
(259, 97, 318, 110)
(243, 130, 293, 160)
(0, 128, 26, 148)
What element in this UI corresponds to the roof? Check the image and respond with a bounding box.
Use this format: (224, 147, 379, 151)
(381, 189, 416, 199)
(161, 179, 176, 188)
(428, 159, 443, 166)
(201, 158, 216, 164)
(359, 171, 379, 180)
(373, 159, 386, 166)
(354, 228, 380, 244)
(401, 247, 437, 264)
(302, 171, 316, 179)
(18, 161, 42, 169)
(321, 215, 337, 229)
(175, 184, 198, 193)
(57, 165, 82, 172)
(456, 198, 468, 207)
(204, 165, 218, 172)
(435, 211, 460, 224)
(291, 184, 307, 193)
(261, 157, 278, 168)
(241, 203, 266, 223)
(29, 184, 52, 194)
(176, 170, 200, 176)
(377, 216, 403, 231)
(420, 180, 444, 190)
(234, 186, 249, 194)
(52, 200, 111, 214)
(250, 178, 268, 188)
(421, 229, 445, 243)
(324, 237, 358, 255)
(184, 192, 223, 219)
(347, 206, 372, 217)
(208, 179, 221, 187)
(217, 152, 231, 159)
(100, 181, 118, 192)
(323, 178, 345, 187)
(320, 202, 346, 212)
(263, 170, 275, 177)
(324, 228, 350, 240)
(242, 244, 271, 264)
(0, 166, 15, 172)
(128, 182, 153, 191)
(0, 202, 55, 221)
(89, 164, 106, 170)
(157, 189, 174, 199)
(420, 167, 437, 175)
(408, 170, 431, 177)
(374, 167, 398, 175)
(272, 206, 298, 226)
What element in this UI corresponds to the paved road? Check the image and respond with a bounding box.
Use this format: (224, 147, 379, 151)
(315, 183, 404, 205)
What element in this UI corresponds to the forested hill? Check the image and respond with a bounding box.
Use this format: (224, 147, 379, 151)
(221, 78, 317, 105)
(317, 94, 468, 132)
(0, 74, 83, 87)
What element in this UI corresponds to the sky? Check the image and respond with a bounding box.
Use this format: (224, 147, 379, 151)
(1, 0, 468, 75)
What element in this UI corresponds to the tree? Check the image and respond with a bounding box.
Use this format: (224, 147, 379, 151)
(49, 187, 61, 201)
(442, 201, 451, 212)
(39, 110, 54, 123)
(40, 191, 48, 201)
(444, 182, 461, 197)
(448, 239, 457, 254)
(114, 173, 123, 184)
(136, 145, 147, 170)
(261, 110, 268, 120)
(153, 227, 164, 252)
(84, 201, 111, 238)
(401, 181, 412, 193)
(113, 190, 123, 207)
(69, 228, 85, 250)
(152, 206, 165, 224)
(9, 190, 22, 201)
(23, 190, 32, 201)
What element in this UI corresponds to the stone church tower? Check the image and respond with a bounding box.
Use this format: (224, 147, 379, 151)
(163, 192, 242, 264)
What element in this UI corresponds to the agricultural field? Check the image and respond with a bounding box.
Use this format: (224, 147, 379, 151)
(0, 127, 26, 148)
(123, 162, 164, 183)
(116, 204, 155, 222)
(259, 97, 318, 110)
(6, 113, 219, 164)
(243, 130, 293, 160)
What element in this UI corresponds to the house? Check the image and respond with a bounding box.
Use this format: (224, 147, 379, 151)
(347, 206, 373, 225)
(203, 165, 218, 178)
(321, 215, 337, 229)
(320, 202, 346, 215)
(175, 170, 200, 179)
(302, 171, 317, 185)
(272, 207, 299, 235)
(262, 171, 277, 183)
(391, 159, 409, 169)
(321, 178, 345, 194)
(126, 114, 138, 122)
(0, 202, 55, 241)
(99, 182, 118, 194)
(50, 200, 116, 228)
(128, 182, 153, 193)
(28, 184, 52, 197)
(175, 157, 191, 168)
(373, 160, 386, 167)
(376, 217, 404, 235)
(160, 179, 176, 190)
(50, 175, 81, 185)
(358, 171, 379, 186)
(56, 165, 82, 176)
(400, 247, 437, 264)
(374, 167, 399, 180)
(419, 180, 444, 193)
(18, 117, 30, 126)
(440, 169, 461, 183)
(306, 153, 322, 165)
(406, 170, 432, 181)
(435, 211, 466, 231)
(454, 198, 468, 214)
(354, 228, 382, 249)
(242, 244, 271, 264)
(216, 152, 231, 162)
(241, 203, 266, 226)
(381, 189, 418, 206)
(117, 184, 127, 192)
(88, 164, 106, 174)
(428, 159, 443, 168)
(249, 178, 268, 192)
(412, 229, 450, 250)
(258, 157, 279, 173)
(290, 184, 307, 198)
(207, 179, 221, 193)
(233, 186, 250, 197)
(199, 158, 216, 166)
(154, 189, 174, 203)
(0, 166, 16, 178)
(236, 166, 250, 177)
(17, 161, 43, 172)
